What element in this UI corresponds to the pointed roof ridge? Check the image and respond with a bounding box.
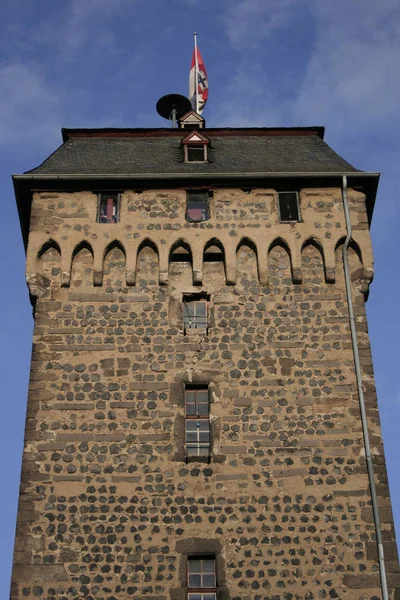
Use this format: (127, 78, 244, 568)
(180, 109, 205, 122)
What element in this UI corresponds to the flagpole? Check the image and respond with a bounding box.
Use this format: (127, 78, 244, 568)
(194, 32, 199, 113)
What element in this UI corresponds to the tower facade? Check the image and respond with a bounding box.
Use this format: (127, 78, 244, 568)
(11, 123, 399, 599)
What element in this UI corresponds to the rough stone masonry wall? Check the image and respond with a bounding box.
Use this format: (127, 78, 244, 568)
(11, 188, 399, 600)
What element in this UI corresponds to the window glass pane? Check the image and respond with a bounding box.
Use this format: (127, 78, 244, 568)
(184, 302, 194, 316)
(202, 574, 216, 588)
(197, 403, 209, 416)
(278, 192, 299, 221)
(188, 559, 201, 573)
(184, 299, 208, 329)
(186, 426, 198, 442)
(188, 594, 202, 600)
(188, 199, 204, 210)
(189, 192, 207, 203)
(186, 395, 208, 415)
(186, 193, 209, 222)
(99, 194, 118, 223)
(202, 559, 215, 573)
(199, 422, 210, 442)
(187, 146, 206, 162)
(198, 446, 210, 456)
(187, 446, 199, 456)
(186, 402, 197, 416)
(197, 390, 208, 403)
(185, 391, 196, 404)
(195, 301, 207, 316)
(189, 574, 202, 587)
(203, 595, 217, 600)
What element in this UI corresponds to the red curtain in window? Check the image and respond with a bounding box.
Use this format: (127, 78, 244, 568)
(106, 198, 114, 221)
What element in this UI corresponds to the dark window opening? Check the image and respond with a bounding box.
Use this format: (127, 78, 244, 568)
(186, 191, 210, 222)
(182, 122, 202, 130)
(183, 295, 208, 331)
(187, 145, 207, 162)
(203, 244, 224, 263)
(98, 193, 120, 223)
(278, 191, 300, 222)
(170, 244, 192, 263)
(185, 386, 211, 459)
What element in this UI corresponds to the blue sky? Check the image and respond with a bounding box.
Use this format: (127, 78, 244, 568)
(1, 0, 399, 594)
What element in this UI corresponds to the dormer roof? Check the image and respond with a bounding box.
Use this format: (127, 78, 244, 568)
(179, 110, 205, 128)
(181, 130, 209, 145)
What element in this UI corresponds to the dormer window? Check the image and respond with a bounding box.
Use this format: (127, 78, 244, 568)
(182, 130, 209, 163)
(187, 145, 206, 162)
(179, 110, 205, 129)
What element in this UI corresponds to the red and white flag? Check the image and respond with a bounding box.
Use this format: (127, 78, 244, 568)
(189, 43, 208, 115)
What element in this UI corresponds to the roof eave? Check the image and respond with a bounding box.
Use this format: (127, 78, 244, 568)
(61, 126, 326, 141)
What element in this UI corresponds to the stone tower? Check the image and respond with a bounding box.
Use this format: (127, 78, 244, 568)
(11, 120, 399, 600)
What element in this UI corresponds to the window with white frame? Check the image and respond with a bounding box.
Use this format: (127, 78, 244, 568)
(187, 556, 216, 600)
(183, 296, 208, 331)
(185, 387, 211, 459)
(182, 130, 209, 162)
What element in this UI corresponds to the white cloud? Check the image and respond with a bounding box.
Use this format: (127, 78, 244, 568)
(26, 0, 133, 56)
(63, 0, 131, 50)
(216, 0, 400, 131)
(221, 0, 303, 45)
(0, 57, 134, 156)
(0, 63, 61, 151)
(292, 0, 400, 130)
(211, 60, 286, 127)
(0, 0, 144, 154)
(212, 0, 400, 236)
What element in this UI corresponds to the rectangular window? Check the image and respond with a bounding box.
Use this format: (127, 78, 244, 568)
(98, 193, 120, 223)
(187, 145, 207, 162)
(184, 299, 208, 331)
(188, 556, 216, 600)
(278, 191, 300, 222)
(186, 191, 210, 222)
(185, 387, 210, 458)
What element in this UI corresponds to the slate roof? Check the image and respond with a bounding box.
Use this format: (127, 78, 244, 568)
(26, 127, 359, 175)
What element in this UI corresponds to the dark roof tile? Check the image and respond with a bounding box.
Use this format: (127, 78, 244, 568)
(27, 130, 359, 175)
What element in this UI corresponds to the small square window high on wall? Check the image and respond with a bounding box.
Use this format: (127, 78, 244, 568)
(185, 386, 211, 459)
(183, 297, 208, 331)
(278, 191, 300, 222)
(186, 191, 210, 222)
(97, 193, 120, 223)
(187, 555, 217, 600)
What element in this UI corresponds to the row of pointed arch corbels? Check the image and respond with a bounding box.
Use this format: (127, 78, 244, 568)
(29, 230, 373, 289)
